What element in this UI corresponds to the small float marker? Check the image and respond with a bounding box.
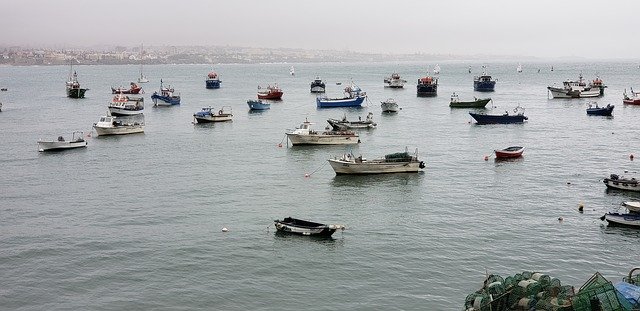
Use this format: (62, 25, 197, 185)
(558, 217, 564, 222)
(631, 154, 634, 161)
(484, 155, 489, 161)
(304, 173, 310, 178)
(278, 143, 282, 148)
(578, 203, 584, 212)
(221, 227, 228, 232)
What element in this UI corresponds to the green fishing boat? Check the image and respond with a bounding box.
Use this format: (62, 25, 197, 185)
(449, 92, 490, 108)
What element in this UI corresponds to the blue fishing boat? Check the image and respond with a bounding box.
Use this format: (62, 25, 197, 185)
(247, 99, 270, 111)
(473, 66, 496, 92)
(586, 103, 614, 116)
(205, 71, 221, 89)
(316, 83, 366, 108)
(469, 107, 528, 124)
(151, 80, 180, 106)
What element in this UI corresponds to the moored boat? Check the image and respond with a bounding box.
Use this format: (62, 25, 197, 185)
(623, 88, 640, 105)
(384, 72, 407, 88)
(37, 131, 87, 152)
(93, 115, 144, 136)
(449, 93, 491, 108)
(328, 148, 425, 174)
(247, 99, 270, 111)
(547, 74, 606, 98)
(603, 174, 640, 191)
(205, 71, 221, 89)
(381, 98, 399, 113)
(257, 84, 283, 100)
(494, 146, 525, 158)
(310, 77, 326, 93)
(586, 103, 614, 116)
(469, 107, 528, 124)
(111, 82, 143, 94)
(473, 67, 496, 92)
(623, 201, 640, 213)
(416, 75, 438, 96)
(274, 217, 345, 237)
(327, 112, 377, 130)
(316, 82, 366, 108)
(285, 119, 360, 145)
(433, 64, 441, 75)
(108, 93, 144, 116)
(193, 106, 233, 123)
(151, 80, 180, 106)
(66, 67, 88, 98)
(601, 212, 640, 228)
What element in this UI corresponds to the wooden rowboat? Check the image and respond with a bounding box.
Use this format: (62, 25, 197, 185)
(494, 146, 524, 158)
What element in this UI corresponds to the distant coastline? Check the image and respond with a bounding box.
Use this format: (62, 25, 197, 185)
(0, 44, 547, 66)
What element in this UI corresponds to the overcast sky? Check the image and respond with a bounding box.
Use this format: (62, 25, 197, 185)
(3, 0, 639, 59)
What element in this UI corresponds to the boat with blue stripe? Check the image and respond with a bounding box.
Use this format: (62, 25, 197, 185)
(151, 80, 181, 106)
(316, 82, 366, 108)
(247, 99, 270, 111)
(473, 66, 496, 92)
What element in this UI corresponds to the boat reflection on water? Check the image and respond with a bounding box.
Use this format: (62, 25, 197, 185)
(330, 172, 424, 188)
(494, 156, 524, 164)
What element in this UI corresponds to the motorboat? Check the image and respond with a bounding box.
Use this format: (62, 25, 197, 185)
(469, 107, 528, 124)
(623, 88, 640, 105)
(108, 93, 144, 116)
(205, 71, 221, 89)
(111, 82, 142, 94)
(327, 112, 377, 130)
(247, 99, 270, 111)
(193, 106, 233, 123)
(384, 72, 407, 88)
(66, 65, 88, 98)
(622, 201, 640, 213)
(151, 80, 180, 106)
(316, 82, 366, 108)
(494, 146, 525, 159)
(274, 217, 345, 237)
(381, 98, 399, 113)
(547, 74, 606, 98)
(93, 115, 144, 136)
(328, 148, 425, 174)
(310, 77, 326, 93)
(449, 93, 491, 108)
(586, 103, 614, 116)
(417, 76, 438, 96)
(257, 84, 283, 100)
(37, 131, 87, 152)
(473, 68, 496, 92)
(601, 213, 640, 228)
(285, 118, 360, 145)
(603, 174, 640, 191)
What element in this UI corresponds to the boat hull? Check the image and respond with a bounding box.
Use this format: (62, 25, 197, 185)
(257, 91, 283, 100)
(93, 125, 144, 136)
(194, 115, 233, 123)
(151, 94, 181, 106)
(205, 79, 221, 89)
(381, 102, 399, 113)
(450, 98, 491, 108)
(66, 88, 87, 98)
(586, 105, 614, 116)
(623, 202, 640, 213)
(494, 147, 525, 158)
(316, 96, 365, 108)
(474, 81, 496, 92)
(328, 159, 423, 174)
(247, 101, 270, 110)
(274, 222, 336, 237)
(548, 87, 601, 98)
(286, 133, 359, 145)
(603, 213, 640, 228)
(37, 140, 87, 152)
(603, 177, 640, 191)
(469, 112, 528, 124)
(623, 98, 640, 105)
(417, 84, 438, 96)
(108, 107, 144, 116)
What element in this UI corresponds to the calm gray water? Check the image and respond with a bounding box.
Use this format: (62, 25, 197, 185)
(1, 61, 640, 310)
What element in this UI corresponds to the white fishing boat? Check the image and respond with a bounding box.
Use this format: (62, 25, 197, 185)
(193, 106, 233, 123)
(328, 148, 425, 174)
(137, 43, 149, 83)
(381, 98, 399, 113)
(433, 64, 441, 75)
(285, 119, 360, 146)
(93, 115, 144, 136)
(603, 174, 640, 192)
(517, 63, 523, 73)
(290, 66, 295, 76)
(108, 93, 144, 116)
(547, 74, 606, 98)
(37, 131, 87, 152)
(384, 72, 407, 88)
(601, 213, 640, 228)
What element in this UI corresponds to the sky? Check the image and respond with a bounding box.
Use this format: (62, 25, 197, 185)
(2, 0, 640, 59)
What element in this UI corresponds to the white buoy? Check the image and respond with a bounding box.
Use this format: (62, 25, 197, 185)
(222, 227, 228, 232)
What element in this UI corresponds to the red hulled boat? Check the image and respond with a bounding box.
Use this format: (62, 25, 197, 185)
(494, 146, 525, 158)
(623, 88, 640, 105)
(112, 82, 143, 94)
(257, 84, 283, 100)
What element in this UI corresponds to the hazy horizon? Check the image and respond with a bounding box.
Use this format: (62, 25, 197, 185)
(3, 0, 639, 59)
